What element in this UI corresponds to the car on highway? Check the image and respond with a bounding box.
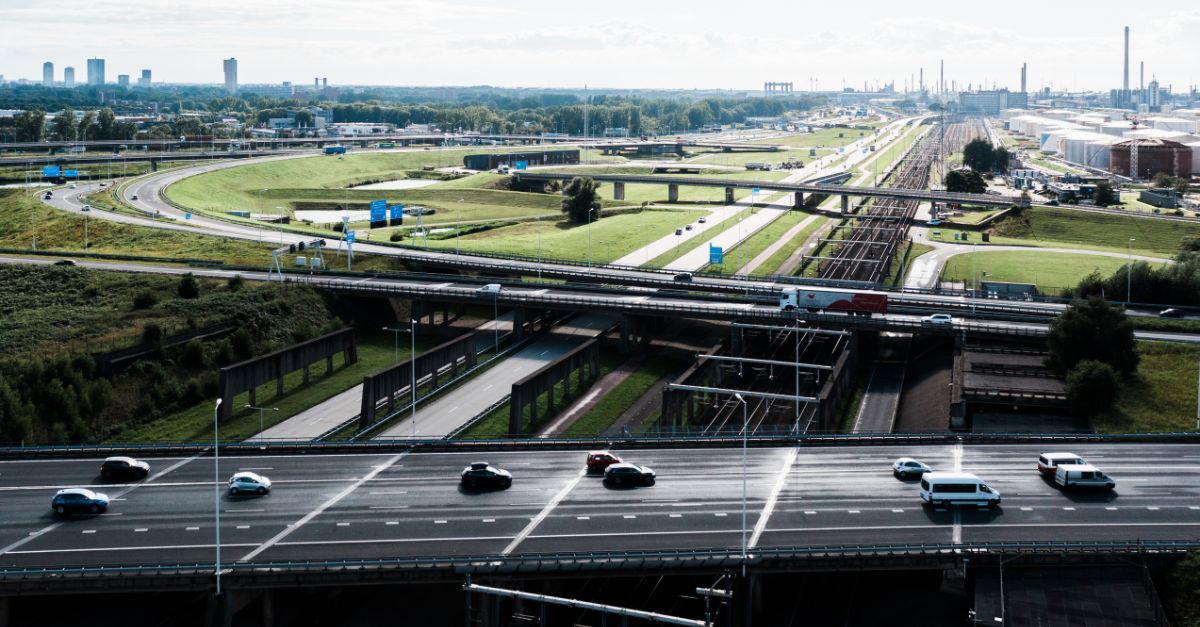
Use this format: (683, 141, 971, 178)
(892, 457, 933, 479)
(685, 224, 693, 231)
(228, 471, 272, 495)
(673, 272, 693, 283)
(586, 451, 623, 473)
(68, 183, 77, 189)
(131, 194, 138, 201)
(43, 191, 52, 199)
(918, 472, 1000, 509)
(81, 205, 90, 212)
(51, 488, 110, 515)
(53, 259, 77, 266)
(1037, 452, 1086, 477)
(603, 462, 656, 486)
(477, 283, 503, 294)
(100, 456, 150, 480)
(674, 228, 683, 236)
(698, 217, 707, 224)
(1053, 463, 1115, 491)
(461, 462, 512, 489)
(921, 314, 954, 326)
(1160, 308, 1184, 318)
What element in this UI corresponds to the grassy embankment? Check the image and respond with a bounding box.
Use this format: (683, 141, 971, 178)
(944, 206, 1199, 258)
(1095, 342, 1200, 433)
(940, 251, 1162, 294)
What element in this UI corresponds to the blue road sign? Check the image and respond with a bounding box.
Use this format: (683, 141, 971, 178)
(347, 230, 356, 243)
(751, 187, 760, 194)
(709, 244, 724, 265)
(64, 169, 79, 178)
(184, 213, 191, 220)
(42, 166, 61, 177)
(515, 161, 527, 170)
(370, 199, 387, 223)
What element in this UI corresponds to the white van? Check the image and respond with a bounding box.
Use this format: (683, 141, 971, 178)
(1054, 464, 1115, 491)
(1037, 452, 1086, 477)
(477, 283, 503, 294)
(919, 472, 1001, 509)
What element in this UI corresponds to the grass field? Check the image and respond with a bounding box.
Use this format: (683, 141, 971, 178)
(412, 208, 707, 264)
(700, 210, 810, 274)
(112, 329, 436, 442)
(940, 250, 1158, 293)
(986, 206, 1198, 257)
(562, 351, 688, 436)
(856, 124, 929, 181)
(750, 126, 878, 149)
(760, 216, 830, 276)
(1096, 342, 1200, 433)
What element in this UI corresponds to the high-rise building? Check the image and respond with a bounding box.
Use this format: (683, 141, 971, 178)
(87, 58, 105, 86)
(223, 58, 238, 93)
(138, 69, 151, 89)
(42, 62, 53, 86)
(64, 67, 75, 88)
(117, 74, 129, 88)
(1148, 77, 1161, 109)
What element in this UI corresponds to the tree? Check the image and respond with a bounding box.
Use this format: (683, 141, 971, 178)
(993, 146, 1011, 174)
(962, 138, 995, 173)
(1047, 297, 1139, 375)
(1065, 360, 1120, 416)
(14, 109, 45, 142)
(561, 176, 602, 223)
(1094, 180, 1117, 206)
(1152, 172, 1175, 189)
(177, 272, 201, 299)
(944, 169, 986, 194)
(49, 108, 76, 141)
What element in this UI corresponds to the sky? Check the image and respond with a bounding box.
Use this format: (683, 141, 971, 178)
(3, 0, 1199, 92)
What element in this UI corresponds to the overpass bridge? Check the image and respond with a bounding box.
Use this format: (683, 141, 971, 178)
(512, 171, 1027, 209)
(0, 150, 294, 168)
(0, 133, 586, 154)
(0, 439, 1196, 593)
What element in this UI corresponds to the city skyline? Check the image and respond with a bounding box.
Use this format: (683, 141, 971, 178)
(2, 0, 1199, 92)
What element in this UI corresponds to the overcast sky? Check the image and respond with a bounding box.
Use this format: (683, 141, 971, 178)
(3, 0, 1199, 92)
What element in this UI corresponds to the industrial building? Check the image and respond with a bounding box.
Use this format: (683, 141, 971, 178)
(463, 150, 580, 171)
(959, 90, 1027, 115)
(1109, 138, 1193, 179)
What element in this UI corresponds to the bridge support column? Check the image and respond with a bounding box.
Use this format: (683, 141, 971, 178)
(150, 158, 159, 172)
(513, 308, 526, 341)
(613, 181, 625, 201)
(262, 590, 276, 627)
(840, 194, 849, 215)
(668, 183, 679, 203)
(793, 192, 805, 210)
(0, 597, 8, 627)
(725, 187, 735, 204)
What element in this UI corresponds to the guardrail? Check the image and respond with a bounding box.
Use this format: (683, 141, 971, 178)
(0, 540, 1193, 586)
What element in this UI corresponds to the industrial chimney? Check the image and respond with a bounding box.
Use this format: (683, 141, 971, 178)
(1123, 26, 1130, 92)
(1020, 63, 1027, 93)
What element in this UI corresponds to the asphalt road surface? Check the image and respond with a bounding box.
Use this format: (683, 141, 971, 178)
(0, 443, 1198, 570)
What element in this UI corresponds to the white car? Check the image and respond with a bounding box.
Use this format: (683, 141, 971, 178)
(922, 314, 954, 326)
(892, 457, 933, 479)
(228, 471, 272, 495)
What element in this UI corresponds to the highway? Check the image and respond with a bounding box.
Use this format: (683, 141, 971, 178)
(1, 443, 1198, 571)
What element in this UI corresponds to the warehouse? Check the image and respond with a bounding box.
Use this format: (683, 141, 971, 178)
(462, 149, 580, 171)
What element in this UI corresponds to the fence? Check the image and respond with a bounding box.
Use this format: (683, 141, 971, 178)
(217, 328, 357, 422)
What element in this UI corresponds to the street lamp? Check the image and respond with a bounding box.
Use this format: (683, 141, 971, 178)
(213, 398, 222, 597)
(244, 404, 277, 441)
(384, 321, 418, 438)
(1127, 238, 1136, 304)
(733, 392, 748, 577)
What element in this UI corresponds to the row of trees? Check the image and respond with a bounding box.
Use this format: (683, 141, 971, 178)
(1066, 238, 1200, 306)
(962, 138, 1012, 174)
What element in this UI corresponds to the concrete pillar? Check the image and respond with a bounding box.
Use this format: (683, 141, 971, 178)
(613, 181, 625, 201)
(793, 192, 804, 210)
(668, 183, 679, 203)
(725, 187, 735, 204)
(302, 364, 310, 385)
(262, 590, 275, 627)
(325, 354, 333, 375)
(0, 597, 8, 627)
(841, 194, 849, 214)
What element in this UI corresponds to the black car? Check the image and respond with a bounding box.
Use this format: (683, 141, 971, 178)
(100, 456, 150, 480)
(460, 462, 512, 489)
(1160, 308, 1184, 318)
(53, 259, 77, 266)
(603, 463, 656, 486)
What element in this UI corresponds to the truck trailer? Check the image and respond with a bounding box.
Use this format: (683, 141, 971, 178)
(778, 288, 887, 315)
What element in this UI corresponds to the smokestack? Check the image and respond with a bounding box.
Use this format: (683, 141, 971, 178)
(322, 77, 328, 88)
(919, 68, 924, 93)
(1021, 63, 1027, 93)
(314, 77, 319, 90)
(1123, 26, 1130, 91)
(940, 59, 944, 95)
(1140, 61, 1144, 98)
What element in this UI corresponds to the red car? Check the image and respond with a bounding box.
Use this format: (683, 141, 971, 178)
(586, 451, 622, 473)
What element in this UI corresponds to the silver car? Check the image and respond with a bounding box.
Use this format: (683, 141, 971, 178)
(892, 457, 933, 479)
(228, 471, 272, 495)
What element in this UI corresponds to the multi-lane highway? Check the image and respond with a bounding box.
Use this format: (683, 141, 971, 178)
(0, 443, 1197, 571)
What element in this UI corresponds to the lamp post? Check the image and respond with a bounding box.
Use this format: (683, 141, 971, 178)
(213, 398, 222, 596)
(245, 404, 277, 441)
(1127, 238, 1136, 304)
(733, 392, 748, 577)
(384, 321, 418, 438)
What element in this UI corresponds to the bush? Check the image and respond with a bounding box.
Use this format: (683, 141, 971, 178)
(230, 328, 254, 360)
(1047, 297, 1139, 375)
(141, 323, 164, 347)
(132, 290, 158, 310)
(181, 339, 207, 369)
(226, 275, 244, 292)
(390, 231, 404, 242)
(1065, 360, 1120, 416)
(177, 273, 200, 299)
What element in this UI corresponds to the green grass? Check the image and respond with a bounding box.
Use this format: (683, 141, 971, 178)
(700, 210, 811, 274)
(112, 329, 437, 442)
(887, 241, 935, 285)
(761, 216, 831, 276)
(562, 352, 687, 436)
(1095, 342, 1200, 433)
(854, 124, 929, 181)
(985, 206, 1199, 257)
(940, 250, 1160, 293)
(750, 126, 877, 149)
(607, 170, 791, 205)
(412, 208, 706, 263)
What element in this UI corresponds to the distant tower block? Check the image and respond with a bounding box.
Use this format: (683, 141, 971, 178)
(763, 81, 794, 95)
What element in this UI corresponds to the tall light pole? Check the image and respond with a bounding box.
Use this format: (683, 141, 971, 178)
(213, 398, 222, 597)
(733, 392, 748, 578)
(493, 293, 500, 352)
(245, 404, 277, 441)
(1127, 238, 1136, 304)
(383, 322, 418, 438)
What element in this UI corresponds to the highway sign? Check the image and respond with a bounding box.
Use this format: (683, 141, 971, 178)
(41, 166, 61, 177)
(709, 244, 724, 264)
(347, 230, 356, 243)
(370, 199, 387, 224)
(389, 203, 404, 221)
(64, 169, 79, 178)
(751, 187, 760, 194)
(184, 213, 191, 220)
(515, 161, 527, 170)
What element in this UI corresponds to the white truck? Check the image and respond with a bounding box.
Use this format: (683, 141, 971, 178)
(778, 288, 888, 315)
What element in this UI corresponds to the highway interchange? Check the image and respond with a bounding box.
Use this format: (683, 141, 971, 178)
(0, 443, 1198, 570)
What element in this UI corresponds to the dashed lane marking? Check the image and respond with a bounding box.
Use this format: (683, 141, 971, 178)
(483, 518, 496, 523)
(623, 515, 637, 519)
(134, 528, 148, 532)
(336, 522, 350, 527)
(434, 520, 447, 524)
(82, 530, 96, 534)
(500, 468, 586, 555)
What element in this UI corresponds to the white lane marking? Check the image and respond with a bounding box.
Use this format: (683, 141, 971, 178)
(1021, 507, 1033, 511)
(482, 518, 496, 523)
(804, 511, 817, 515)
(434, 520, 447, 524)
(1148, 506, 1160, 511)
(1106, 507, 1119, 510)
(715, 513, 728, 517)
(369, 505, 409, 510)
(236, 525, 250, 530)
(624, 515, 637, 519)
(237, 453, 405, 563)
(892, 509, 905, 513)
(386, 521, 399, 526)
(1191, 507, 1200, 510)
(577, 516, 590, 520)
(134, 528, 148, 532)
(0, 452, 202, 557)
(748, 448, 798, 550)
(82, 530, 96, 534)
(500, 468, 585, 555)
(848, 510, 861, 514)
(669, 514, 682, 518)
(336, 522, 350, 527)
(1063, 507, 1076, 511)
(186, 527, 200, 531)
